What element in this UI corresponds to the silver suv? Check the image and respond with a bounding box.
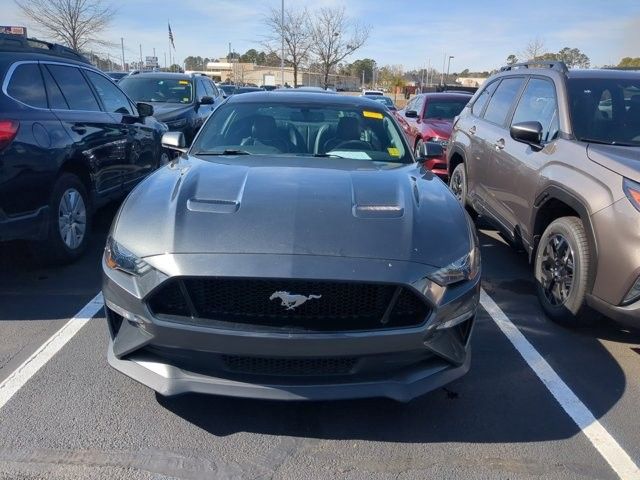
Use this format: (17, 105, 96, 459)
(447, 61, 640, 327)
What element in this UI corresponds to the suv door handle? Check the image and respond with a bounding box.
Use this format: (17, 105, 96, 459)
(468, 126, 476, 136)
(494, 138, 505, 150)
(70, 126, 86, 135)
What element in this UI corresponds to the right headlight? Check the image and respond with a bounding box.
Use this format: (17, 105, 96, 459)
(428, 246, 481, 286)
(104, 236, 152, 276)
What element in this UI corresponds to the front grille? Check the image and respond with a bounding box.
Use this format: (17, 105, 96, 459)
(147, 278, 430, 332)
(221, 355, 357, 376)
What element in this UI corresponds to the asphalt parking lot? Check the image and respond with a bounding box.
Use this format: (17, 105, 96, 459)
(0, 203, 639, 480)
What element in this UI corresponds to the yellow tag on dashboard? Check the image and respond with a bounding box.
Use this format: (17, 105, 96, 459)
(387, 147, 400, 157)
(179, 80, 189, 85)
(363, 111, 383, 119)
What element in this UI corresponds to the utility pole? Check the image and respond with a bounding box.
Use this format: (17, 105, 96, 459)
(446, 55, 454, 86)
(362, 69, 365, 88)
(280, 0, 285, 87)
(426, 58, 431, 87)
(441, 52, 446, 86)
(139, 44, 143, 70)
(121, 37, 125, 71)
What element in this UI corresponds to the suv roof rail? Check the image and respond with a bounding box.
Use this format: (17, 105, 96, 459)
(500, 61, 568, 74)
(0, 33, 91, 64)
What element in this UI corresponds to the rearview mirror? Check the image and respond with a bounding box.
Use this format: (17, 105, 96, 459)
(161, 131, 187, 152)
(137, 102, 153, 117)
(199, 96, 214, 105)
(418, 141, 444, 160)
(510, 121, 543, 149)
(405, 110, 418, 118)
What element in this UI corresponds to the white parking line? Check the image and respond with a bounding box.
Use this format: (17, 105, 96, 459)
(0, 292, 103, 411)
(480, 289, 640, 480)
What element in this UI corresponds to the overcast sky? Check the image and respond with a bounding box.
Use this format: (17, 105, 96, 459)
(4, 0, 640, 71)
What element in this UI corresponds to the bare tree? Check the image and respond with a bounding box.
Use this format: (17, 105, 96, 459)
(14, 0, 115, 51)
(520, 38, 546, 61)
(309, 6, 369, 89)
(264, 6, 313, 87)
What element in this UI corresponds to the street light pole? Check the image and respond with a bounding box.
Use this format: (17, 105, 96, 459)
(121, 37, 125, 71)
(446, 55, 454, 86)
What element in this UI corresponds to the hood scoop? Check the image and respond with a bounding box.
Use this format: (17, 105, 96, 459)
(187, 198, 239, 214)
(184, 165, 248, 214)
(351, 171, 405, 218)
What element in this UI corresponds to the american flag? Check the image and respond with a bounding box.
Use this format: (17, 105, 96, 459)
(168, 23, 175, 50)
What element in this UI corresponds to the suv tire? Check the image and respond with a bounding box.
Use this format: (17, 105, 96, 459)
(35, 173, 91, 264)
(450, 163, 468, 206)
(534, 217, 594, 327)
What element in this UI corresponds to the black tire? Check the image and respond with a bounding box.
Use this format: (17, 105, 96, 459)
(534, 216, 594, 327)
(34, 173, 91, 264)
(449, 163, 467, 206)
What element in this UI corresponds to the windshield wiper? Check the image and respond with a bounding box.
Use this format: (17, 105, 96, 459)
(579, 138, 638, 147)
(312, 153, 347, 158)
(195, 149, 252, 155)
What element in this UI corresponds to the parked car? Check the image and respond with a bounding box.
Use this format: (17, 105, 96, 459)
(448, 61, 640, 328)
(362, 89, 384, 96)
(103, 92, 481, 402)
(396, 93, 471, 179)
(105, 71, 128, 83)
(219, 84, 236, 98)
(119, 72, 223, 145)
(367, 95, 397, 111)
(0, 34, 166, 263)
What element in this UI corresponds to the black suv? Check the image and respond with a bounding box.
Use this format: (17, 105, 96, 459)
(119, 72, 224, 145)
(0, 34, 166, 262)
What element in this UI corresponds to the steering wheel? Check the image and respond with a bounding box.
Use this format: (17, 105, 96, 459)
(332, 140, 372, 151)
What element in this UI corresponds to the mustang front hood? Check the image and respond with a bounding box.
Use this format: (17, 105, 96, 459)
(113, 156, 471, 268)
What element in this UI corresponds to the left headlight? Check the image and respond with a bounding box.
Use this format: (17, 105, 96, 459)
(428, 246, 481, 286)
(104, 236, 152, 276)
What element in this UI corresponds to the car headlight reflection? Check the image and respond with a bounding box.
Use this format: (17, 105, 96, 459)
(428, 247, 480, 286)
(104, 236, 152, 276)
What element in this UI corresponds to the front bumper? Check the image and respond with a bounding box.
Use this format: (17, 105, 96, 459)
(103, 253, 480, 401)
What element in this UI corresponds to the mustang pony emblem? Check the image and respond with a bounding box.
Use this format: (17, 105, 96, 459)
(269, 291, 322, 310)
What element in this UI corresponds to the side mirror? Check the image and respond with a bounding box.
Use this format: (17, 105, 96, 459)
(161, 131, 187, 152)
(199, 96, 214, 105)
(510, 121, 543, 149)
(137, 102, 153, 117)
(418, 141, 444, 160)
(405, 110, 418, 118)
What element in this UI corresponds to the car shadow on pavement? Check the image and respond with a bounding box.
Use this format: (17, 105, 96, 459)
(0, 203, 118, 322)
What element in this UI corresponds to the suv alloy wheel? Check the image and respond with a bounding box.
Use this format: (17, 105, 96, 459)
(450, 163, 467, 206)
(534, 217, 594, 327)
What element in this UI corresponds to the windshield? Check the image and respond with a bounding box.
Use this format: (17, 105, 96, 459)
(119, 77, 193, 104)
(190, 101, 411, 163)
(568, 77, 640, 146)
(220, 85, 236, 94)
(423, 100, 469, 120)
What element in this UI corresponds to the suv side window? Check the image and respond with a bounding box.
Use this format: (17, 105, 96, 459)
(41, 66, 69, 109)
(7, 63, 47, 108)
(471, 80, 498, 116)
(483, 77, 525, 126)
(46, 65, 100, 111)
(197, 78, 209, 101)
(209, 81, 220, 98)
(512, 78, 559, 142)
(84, 70, 133, 115)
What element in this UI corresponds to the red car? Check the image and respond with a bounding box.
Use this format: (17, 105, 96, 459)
(396, 93, 471, 179)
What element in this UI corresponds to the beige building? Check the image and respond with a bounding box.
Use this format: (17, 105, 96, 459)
(185, 59, 359, 90)
(456, 77, 488, 87)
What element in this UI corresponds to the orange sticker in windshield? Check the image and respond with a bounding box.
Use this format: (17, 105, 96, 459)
(387, 147, 400, 157)
(363, 110, 383, 119)
(178, 80, 189, 85)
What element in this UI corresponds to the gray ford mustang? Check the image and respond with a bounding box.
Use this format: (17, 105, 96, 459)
(102, 91, 480, 402)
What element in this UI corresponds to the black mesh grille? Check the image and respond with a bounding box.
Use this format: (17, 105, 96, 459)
(147, 278, 430, 332)
(221, 355, 357, 376)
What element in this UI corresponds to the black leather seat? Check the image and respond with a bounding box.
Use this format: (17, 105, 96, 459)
(323, 117, 362, 152)
(241, 115, 292, 152)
